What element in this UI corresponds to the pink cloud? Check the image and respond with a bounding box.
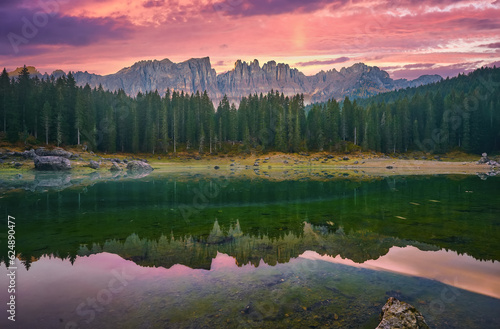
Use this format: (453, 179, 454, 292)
(295, 57, 350, 67)
(0, 0, 499, 80)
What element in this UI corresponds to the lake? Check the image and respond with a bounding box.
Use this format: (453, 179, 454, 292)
(0, 171, 499, 328)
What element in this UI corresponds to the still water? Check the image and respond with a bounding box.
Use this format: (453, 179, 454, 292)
(0, 172, 499, 328)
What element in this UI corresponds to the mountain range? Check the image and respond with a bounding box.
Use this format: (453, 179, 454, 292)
(8, 57, 442, 104)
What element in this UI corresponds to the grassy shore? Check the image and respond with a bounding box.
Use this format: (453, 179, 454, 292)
(0, 144, 497, 178)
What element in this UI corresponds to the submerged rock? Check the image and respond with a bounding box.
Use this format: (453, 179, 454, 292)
(34, 156, 71, 171)
(126, 160, 153, 172)
(32, 172, 72, 190)
(376, 297, 429, 329)
(89, 160, 100, 169)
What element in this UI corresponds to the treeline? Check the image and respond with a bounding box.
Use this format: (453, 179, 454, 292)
(0, 65, 499, 154)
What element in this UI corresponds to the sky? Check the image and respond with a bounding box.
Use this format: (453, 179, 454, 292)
(0, 0, 499, 80)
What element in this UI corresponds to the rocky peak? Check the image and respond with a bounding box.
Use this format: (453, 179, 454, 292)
(32, 57, 442, 105)
(8, 66, 40, 77)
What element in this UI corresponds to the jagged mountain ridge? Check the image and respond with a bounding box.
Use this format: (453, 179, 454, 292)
(9, 57, 442, 104)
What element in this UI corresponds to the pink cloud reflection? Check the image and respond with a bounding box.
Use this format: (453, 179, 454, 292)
(301, 246, 500, 299)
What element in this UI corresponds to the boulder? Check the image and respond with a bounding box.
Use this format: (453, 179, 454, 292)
(487, 160, 499, 166)
(478, 153, 490, 164)
(34, 156, 71, 171)
(35, 147, 72, 159)
(214, 166, 220, 170)
(89, 160, 100, 169)
(22, 149, 37, 159)
(343, 157, 349, 161)
(126, 161, 153, 172)
(376, 297, 429, 329)
(110, 162, 122, 172)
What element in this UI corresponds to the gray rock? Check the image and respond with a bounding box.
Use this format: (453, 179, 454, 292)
(214, 166, 220, 170)
(478, 153, 490, 164)
(14, 162, 22, 168)
(487, 160, 499, 166)
(22, 149, 36, 159)
(89, 160, 100, 169)
(343, 157, 349, 161)
(376, 297, 429, 329)
(353, 161, 359, 165)
(126, 161, 153, 172)
(35, 147, 72, 159)
(34, 156, 71, 171)
(110, 162, 122, 172)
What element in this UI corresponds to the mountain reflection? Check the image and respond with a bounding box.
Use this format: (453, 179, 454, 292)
(75, 220, 439, 270)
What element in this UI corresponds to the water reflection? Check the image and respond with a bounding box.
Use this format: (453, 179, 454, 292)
(0, 173, 498, 328)
(1, 251, 499, 329)
(75, 220, 438, 269)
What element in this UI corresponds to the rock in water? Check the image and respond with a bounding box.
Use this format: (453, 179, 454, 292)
(126, 161, 153, 172)
(376, 297, 429, 329)
(89, 160, 100, 169)
(110, 162, 122, 171)
(34, 156, 71, 171)
(35, 147, 73, 159)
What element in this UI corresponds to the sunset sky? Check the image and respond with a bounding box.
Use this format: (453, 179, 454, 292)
(1, 0, 499, 79)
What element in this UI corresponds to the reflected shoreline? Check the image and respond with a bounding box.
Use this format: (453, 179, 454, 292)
(6, 220, 500, 299)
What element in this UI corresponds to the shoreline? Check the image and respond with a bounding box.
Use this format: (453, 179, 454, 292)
(0, 147, 497, 178)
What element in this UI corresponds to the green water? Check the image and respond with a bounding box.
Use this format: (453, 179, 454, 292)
(0, 172, 499, 328)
